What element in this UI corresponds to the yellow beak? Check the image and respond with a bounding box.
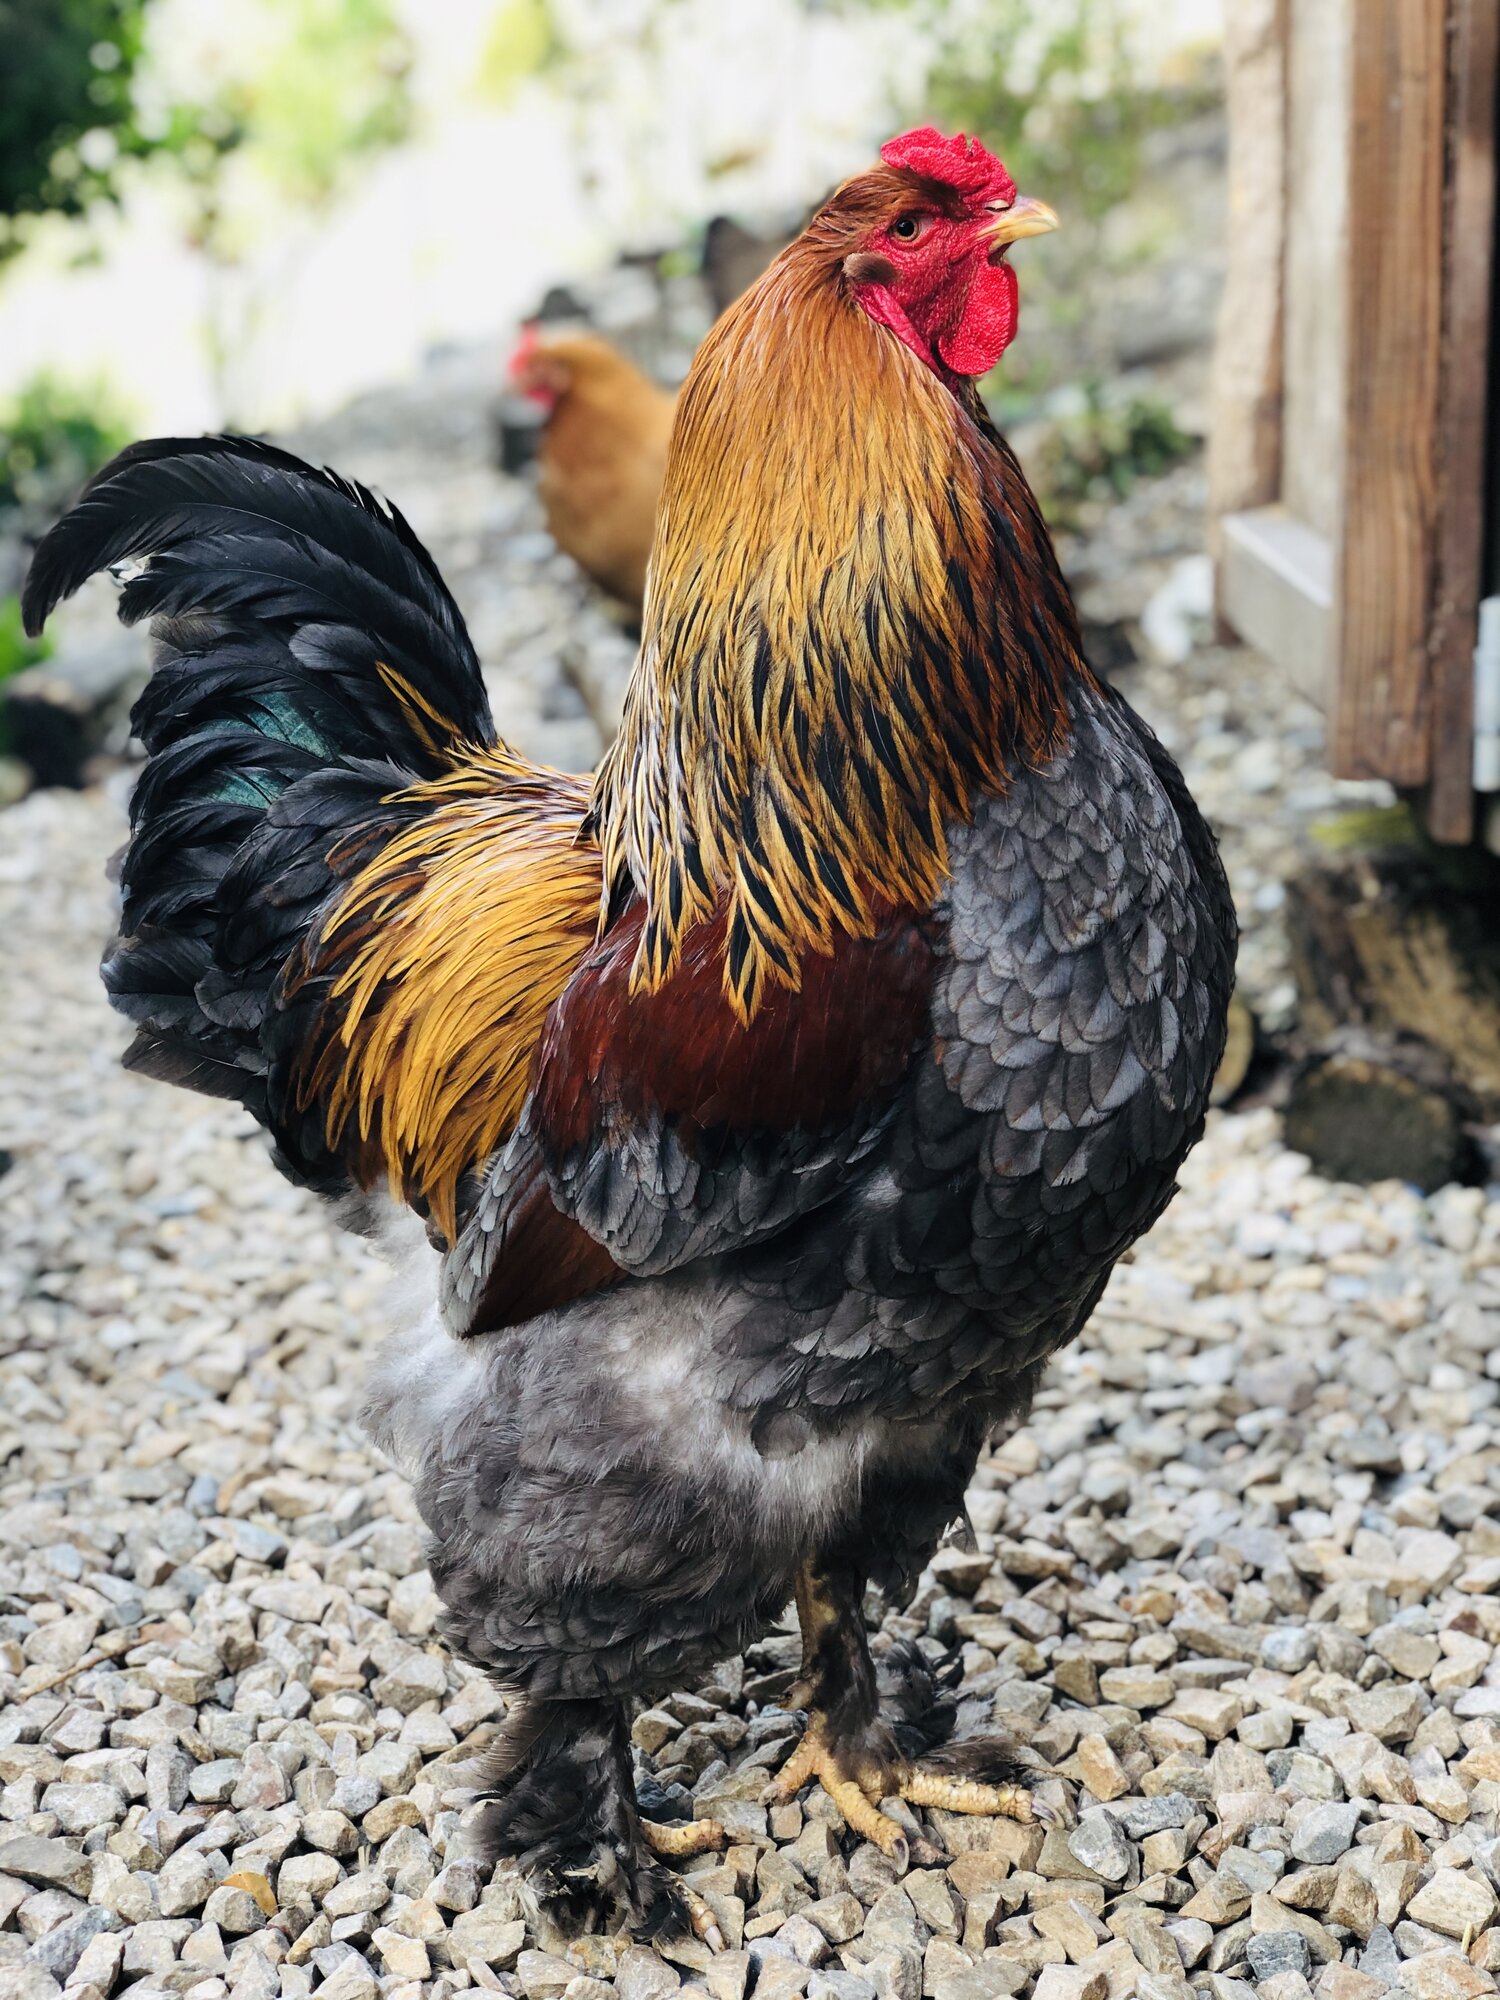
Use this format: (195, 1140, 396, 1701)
(986, 195, 1060, 256)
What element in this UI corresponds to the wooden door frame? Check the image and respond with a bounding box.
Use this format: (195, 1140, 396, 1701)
(1427, 0, 1499, 838)
(1212, 0, 1499, 843)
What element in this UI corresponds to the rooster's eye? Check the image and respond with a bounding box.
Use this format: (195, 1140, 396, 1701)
(889, 214, 929, 243)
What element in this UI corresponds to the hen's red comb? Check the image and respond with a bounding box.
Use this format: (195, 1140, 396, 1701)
(880, 127, 1016, 207)
(507, 319, 542, 381)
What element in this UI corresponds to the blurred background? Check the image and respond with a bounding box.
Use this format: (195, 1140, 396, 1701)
(0, 0, 1221, 428)
(1, 1, 1228, 751)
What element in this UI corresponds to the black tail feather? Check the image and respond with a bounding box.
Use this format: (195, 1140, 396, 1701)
(21, 434, 496, 1194)
(22, 435, 485, 729)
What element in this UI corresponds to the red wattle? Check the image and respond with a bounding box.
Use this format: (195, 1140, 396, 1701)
(937, 260, 1018, 377)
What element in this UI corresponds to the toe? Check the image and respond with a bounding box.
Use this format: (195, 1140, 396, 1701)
(641, 1816, 726, 1859)
(764, 1726, 910, 1867)
(766, 1731, 819, 1802)
(900, 1770, 1036, 1820)
(822, 1773, 908, 1864)
(678, 1883, 726, 1953)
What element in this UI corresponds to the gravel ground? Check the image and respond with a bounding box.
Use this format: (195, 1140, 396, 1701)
(2, 350, 1499, 2000)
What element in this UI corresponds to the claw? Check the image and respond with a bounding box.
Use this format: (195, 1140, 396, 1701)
(677, 1882, 726, 1952)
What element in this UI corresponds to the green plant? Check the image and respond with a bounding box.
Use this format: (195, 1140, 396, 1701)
(851, 0, 1216, 221)
(0, 594, 48, 677)
(0, 0, 151, 230)
(0, 593, 51, 752)
(141, 0, 412, 221)
(1029, 384, 1192, 521)
(225, 0, 411, 206)
(0, 374, 133, 516)
(2, 0, 415, 231)
(477, 0, 560, 106)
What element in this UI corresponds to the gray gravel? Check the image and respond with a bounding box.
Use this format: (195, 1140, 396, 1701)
(2, 340, 1499, 2000)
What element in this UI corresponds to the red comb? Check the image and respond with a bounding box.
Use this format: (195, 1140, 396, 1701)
(880, 127, 1016, 207)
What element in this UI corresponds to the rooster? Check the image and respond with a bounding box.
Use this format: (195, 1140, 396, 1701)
(508, 327, 676, 612)
(24, 127, 1235, 1943)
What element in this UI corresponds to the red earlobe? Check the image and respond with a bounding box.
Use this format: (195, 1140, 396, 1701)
(843, 250, 898, 288)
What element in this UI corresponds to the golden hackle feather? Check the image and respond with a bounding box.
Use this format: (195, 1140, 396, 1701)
(590, 165, 1090, 1021)
(290, 751, 599, 1240)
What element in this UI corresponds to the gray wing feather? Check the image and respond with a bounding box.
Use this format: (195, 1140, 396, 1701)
(723, 683, 1235, 1420)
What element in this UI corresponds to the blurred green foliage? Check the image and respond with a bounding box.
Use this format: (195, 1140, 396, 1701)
(1309, 804, 1421, 853)
(0, 0, 151, 232)
(0, 374, 132, 516)
(1031, 384, 1192, 524)
(478, 0, 561, 105)
(0, 376, 121, 751)
(180, 0, 412, 210)
(1, 0, 412, 251)
(852, 0, 1214, 219)
(0, 594, 51, 749)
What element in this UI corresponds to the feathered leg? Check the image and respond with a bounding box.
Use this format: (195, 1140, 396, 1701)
(767, 1558, 1037, 1862)
(471, 1697, 724, 1945)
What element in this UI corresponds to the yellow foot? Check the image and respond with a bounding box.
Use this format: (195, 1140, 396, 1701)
(768, 1723, 1040, 1862)
(641, 1816, 726, 1860)
(766, 1724, 910, 1863)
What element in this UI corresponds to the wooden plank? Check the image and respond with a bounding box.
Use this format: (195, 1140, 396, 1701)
(1219, 505, 1332, 706)
(1330, 0, 1450, 785)
(1207, 0, 1287, 558)
(1282, 0, 1350, 543)
(1426, 0, 1499, 843)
